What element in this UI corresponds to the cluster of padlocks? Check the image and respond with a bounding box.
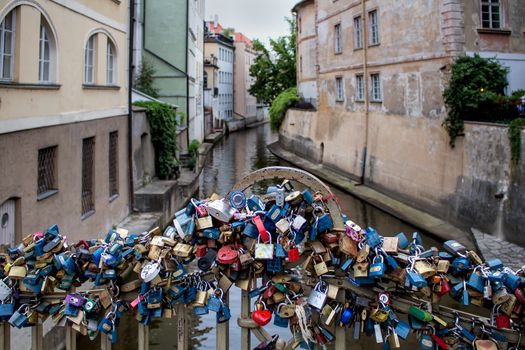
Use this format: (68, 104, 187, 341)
(0, 175, 524, 349)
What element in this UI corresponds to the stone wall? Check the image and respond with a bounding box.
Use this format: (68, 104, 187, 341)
(280, 108, 525, 246)
(132, 108, 156, 190)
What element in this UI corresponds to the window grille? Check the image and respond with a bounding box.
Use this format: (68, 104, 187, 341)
(336, 77, 344, 102)
(356, 75, 364, 101)
(481, 0, 500, 29)
(108, 131, 119, 197)
(38, 146, 58, 197)
(81, 137, 95, 215)
(354, 16, 362, 49)
(39, 24, 51, 82)
(369, 10, 379, 45)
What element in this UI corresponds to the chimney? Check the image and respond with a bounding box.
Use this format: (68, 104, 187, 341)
(214, 14, 219, 28)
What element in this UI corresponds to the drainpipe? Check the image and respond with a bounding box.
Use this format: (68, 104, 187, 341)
(359, 0, 369, 185)
(185, 0, 190, 151)
(127, 0, 136, 212)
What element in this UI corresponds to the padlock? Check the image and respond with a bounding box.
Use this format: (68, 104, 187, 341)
(217, 303, 231, 323)
(394, 320, 411, 339)
(406, 269, 427, 289)
(467, 270, 485, 293)
(418, 333, 435, 350)
(254, 235, 274, 260)
(307, 281, 328, 310)
(339, 235, 358, 257)
(443, 240, 466, 256)
(291, 215, 307, 233)
(370, 308, 389, 323)
(369, 254, 386, 278)
(354, 261, 370, 278)
(414, 260, 436, 278)
(366, 228, 383, 249)
(436, 260, 450, 274)
(140, 260, 161, 283)
(273, 304, 289, 328)
(207, 289, 224, 312)
(408, 306, 433, 322)
(266, 258, 283, 273)
(314, 255, 329, 276)
(252, 300, 272, 326)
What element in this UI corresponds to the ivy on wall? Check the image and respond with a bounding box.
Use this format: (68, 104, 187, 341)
(509, 118, 525, 165)
(134, 101, 179, 179)
(269, 87, 299, 131)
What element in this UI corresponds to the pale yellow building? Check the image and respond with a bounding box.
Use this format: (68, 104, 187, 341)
(0, 0, 130, 245)
(233, 32, 257, 122)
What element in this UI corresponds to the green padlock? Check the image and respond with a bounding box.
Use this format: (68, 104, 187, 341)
(83, 298, 97, 313)
(408, 305, 433, 322)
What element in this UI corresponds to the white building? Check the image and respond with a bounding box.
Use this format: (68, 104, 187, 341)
(188, 0, 205, 142)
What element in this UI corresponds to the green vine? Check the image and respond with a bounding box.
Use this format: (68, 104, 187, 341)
(134, 101, 179, 179)
(187, 139, 200, 171)
(269, 87, 299, 131)
(509, 118, 525, 165)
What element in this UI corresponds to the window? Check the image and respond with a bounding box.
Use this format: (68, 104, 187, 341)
(369, 10, 379, 45)
(81, 137, 95, 216)
(84, 35, 96, 84)
(356, 74, 364, 101)
(108, 131, 118, 198)
(334, 23, 342, 54)
(0, 9, 16, 81)
(37, 146, 58, 199)
(106, 41, 116, 85)
(370, 73, 381, 101)
(481, 0, 501, 29)
(336, 77, 344, 102)
(354, 16, 362, 49)
(204, 71, 208, 88)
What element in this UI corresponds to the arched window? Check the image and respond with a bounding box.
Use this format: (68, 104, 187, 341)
(106, 40, 116, 85)
(0, 9, 16, 81)
(84, 34, 96, 84)
(39, 16, 56, 83)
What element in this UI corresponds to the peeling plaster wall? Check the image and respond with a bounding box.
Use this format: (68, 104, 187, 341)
(282, 0, 525, 245)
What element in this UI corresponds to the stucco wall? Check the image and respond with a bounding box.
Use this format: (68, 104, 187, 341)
(132, 108, 155, 190)
(0, 116, 131, 242)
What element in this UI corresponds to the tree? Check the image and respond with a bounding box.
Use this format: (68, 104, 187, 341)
(249, 17, 296, 105)
(222, 27, 235, 39)
(134, 58, 159, 98)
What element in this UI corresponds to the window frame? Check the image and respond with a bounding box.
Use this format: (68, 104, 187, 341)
(353, 15, 362, 50)
(108, 131, 119, 199)
(81, 137, 95, 218)
(37, 145, 59, 200)
(368, 10, 380, 46)
(481, 0, 501, 29)
(355, 74, 364, 101)
(335, 76, 344, 102)
(106, 40, 117, 85)
(38, 23, 52, 83)
(84, 35, 96, 84)
(370, 73, 382, 102)
(334, 23, 342, 54)
(0, 9, 16, 81)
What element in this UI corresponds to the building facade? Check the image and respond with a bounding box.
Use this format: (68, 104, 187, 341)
(0, 0, 130, 244)
(133, 0, 205, 144)
(233, 32, 258, 122)
(284, 0, 525, 244)
(206, 20, 234, 122)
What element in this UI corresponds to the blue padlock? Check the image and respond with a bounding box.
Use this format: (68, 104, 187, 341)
(406, 270, 427, 289)
(467, 271, 485, 293)
(301, 190, 314, 205)
(217, 304, 231, 323)
(207, 292, 223, 312)
(202, 228, 220, 240)
(339, 306, 353, 325)
(487, 258, 504, 271)
(366, 228, 383, 249)
(247, 195, 264, 212)
(229, 191, 246, 210)
(341, 258, 353, 271)
(369, 255, 386, 278)
(265, 205, 283, 223)
(267, 258, 283, 273)
(385, 254, 399, 269)
(395, 320, 411, 339)
(275, 243, 287, 258)
(273, 312, 289, 328)
(242, 223, 259, 239)
(396, 232, 409, 249)
(194, 305, 209, 315)
(452, 257, 470, 273)
(316, 213, 334, 234)
(504, 273, 522, 291)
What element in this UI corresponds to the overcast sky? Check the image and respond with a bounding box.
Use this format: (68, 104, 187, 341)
(205, 0, 297, 45)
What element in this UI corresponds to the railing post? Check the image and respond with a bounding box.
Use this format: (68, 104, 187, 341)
(100, 333, 112, 350)
(31, 323, 43, 350)
(216, 291, 229, 350)
(176, 304, 188, 350)
(65, 326, 76, 350)
(240, 290, 250, 350)
(0, 323, 10, 350)
(138, 323, 149, 350)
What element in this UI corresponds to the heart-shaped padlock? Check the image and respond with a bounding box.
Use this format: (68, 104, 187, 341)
(253, 309, 272, 326)
(140, 261, 161, 282)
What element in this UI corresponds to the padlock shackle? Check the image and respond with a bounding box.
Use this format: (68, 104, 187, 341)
(229, 166, 344, 232)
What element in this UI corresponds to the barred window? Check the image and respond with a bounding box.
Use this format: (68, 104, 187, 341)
(356, 74, 364, 101)
(334, 23, 342, 54)
(368, 10, 380, 45)
(336, 77, 344, 102)
(108, 131, 119, 198)
(370, 73, 382, 102)
(481, 0, 500, 29)
(37, 146, 58, 199)
(354, 16, 362, 49)
(81, 137, 95, 216)
(0, 9, 16, 81)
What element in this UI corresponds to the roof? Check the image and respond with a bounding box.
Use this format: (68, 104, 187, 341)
(132, 89, 179, 109)
(234, 32, 252, 47)
(292, 0, 314, 13)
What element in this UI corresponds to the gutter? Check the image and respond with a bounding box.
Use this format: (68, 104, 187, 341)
(127, 0, 136, 212)
(359, 0, 369, 185)
(185, 0, 190, 150)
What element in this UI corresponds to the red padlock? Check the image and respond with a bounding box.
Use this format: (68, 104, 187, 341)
(430, 334, 449, 349)
(252, 301, 272, 326)
(513, 302, 523, 316)
(514, 288, 525, 304)
(253, 216, 270, 243)
(495, 313, 511, 329)
(438, 279, 451, 297)
(196, 205, 208, 217)
(286, 242, 300, 263)
(263, 285, 277, 299)
(217, 245, 239, 264)
(196, 244, 207, 258)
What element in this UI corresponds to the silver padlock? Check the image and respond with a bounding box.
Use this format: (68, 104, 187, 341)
(0, 278, 11, 302)
(207, 200, 236, 223)
(307, 281, 328, 310)
(140, 260, 161, 282)
(292, 215, 307, 232)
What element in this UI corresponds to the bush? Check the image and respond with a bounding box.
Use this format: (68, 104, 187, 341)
(134, 58, 159, 98)
(187, 139, 200, 171)
(443, 54, 509, 146)
(509, 118, 525, 165)
(269, 87, 299, 131)
(134, 101, 179, 179)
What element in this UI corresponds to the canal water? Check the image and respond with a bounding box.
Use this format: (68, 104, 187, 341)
(80, 123, 444, 349)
